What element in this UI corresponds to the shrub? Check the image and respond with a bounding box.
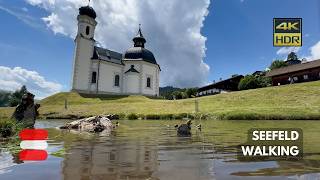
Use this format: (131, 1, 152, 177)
(238, 75, 271, 90)
(145, 114, 161, 120)
(118, 113, 126, 119)
(127, 113, 138, 120)
(269, 60, 287, 70)
(0, 119, 17, 138)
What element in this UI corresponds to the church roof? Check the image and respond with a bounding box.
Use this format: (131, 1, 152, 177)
(92, 46, 123, 65)
(123, 25, 159, 67)
(125, 65, 140, 73)
(123, 47, 157, 65)
(79, 6, 96, 19)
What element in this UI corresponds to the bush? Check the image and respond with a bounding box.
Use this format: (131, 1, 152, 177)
(127, 113, 138, 120)
(145, 114, 161, 120)
(238, 75, 271, 90)
(0, 119, 17, 138)
(269, 60, 287, 70)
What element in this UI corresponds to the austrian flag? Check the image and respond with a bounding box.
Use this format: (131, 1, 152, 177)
(19, 129, 48, 161)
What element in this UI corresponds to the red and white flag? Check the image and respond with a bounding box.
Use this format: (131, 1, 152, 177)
(19, 129, 48, 161)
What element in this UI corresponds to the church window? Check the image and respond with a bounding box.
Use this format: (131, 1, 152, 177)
(114, 75, 120, 87)
(91, 72, 97, 83)
(147, 77, 151, 88)
(86, 26, 90, 35)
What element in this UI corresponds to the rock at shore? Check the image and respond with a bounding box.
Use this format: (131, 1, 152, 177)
(59, 115, 116, 133)
(177, 120, 192, 136)
(11, 92, 40, 127)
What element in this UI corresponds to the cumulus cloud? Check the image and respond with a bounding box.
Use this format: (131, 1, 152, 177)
(0, 66, 62, 99)
(0, 5, 42, 29)
(25, 0, 210, 88)
(307, 41, 320, 60)
(276, 47, 301, 56)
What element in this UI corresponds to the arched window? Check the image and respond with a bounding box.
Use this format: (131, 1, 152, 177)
(146, 77, 151, 88)
(114, 75, 120, 87)
(91, 72, 97, 83)
(86, 26, 90, 35)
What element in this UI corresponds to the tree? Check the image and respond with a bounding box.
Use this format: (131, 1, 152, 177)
(185, 88, 198, 98)
(238, 75, 259, 90)
(269, 60, 287, 70)
(9, 85, 28, 107)
(0, 90, 11, 107)
(287, 52, 298, 61)
(238, 75, 271, 90)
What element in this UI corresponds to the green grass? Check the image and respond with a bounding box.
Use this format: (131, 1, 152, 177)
(1, 81, 320, 120)
(0, 119, 26, 138)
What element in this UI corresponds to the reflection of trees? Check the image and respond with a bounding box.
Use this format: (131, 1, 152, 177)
(61, 140, 158, 180)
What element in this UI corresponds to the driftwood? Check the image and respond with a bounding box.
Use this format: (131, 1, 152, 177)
(59, 115, 117, 133)
(11, 92, 40, 127)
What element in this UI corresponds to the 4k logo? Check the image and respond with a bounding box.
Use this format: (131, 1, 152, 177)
(273, 18, 302, 47)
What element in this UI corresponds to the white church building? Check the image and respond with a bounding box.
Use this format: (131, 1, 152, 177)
(71, 6, 160, 96)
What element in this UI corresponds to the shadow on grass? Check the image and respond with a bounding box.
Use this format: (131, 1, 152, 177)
(78, 93, 129, 100)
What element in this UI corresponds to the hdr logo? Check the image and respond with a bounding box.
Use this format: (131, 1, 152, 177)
(273, 18, 302, 47)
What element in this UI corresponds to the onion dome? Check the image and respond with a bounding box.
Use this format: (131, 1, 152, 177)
(79, 6, 96, 19)
(124, 25, 158, 65)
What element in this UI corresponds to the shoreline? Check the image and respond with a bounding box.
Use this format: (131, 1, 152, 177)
(40, 112, 320, 121)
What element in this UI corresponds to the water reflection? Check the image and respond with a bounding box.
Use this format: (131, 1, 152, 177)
(62, 140, 158, 180)
(1, 120, 320, 179)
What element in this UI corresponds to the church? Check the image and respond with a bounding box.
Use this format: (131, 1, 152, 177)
(71, 5, 160, 96)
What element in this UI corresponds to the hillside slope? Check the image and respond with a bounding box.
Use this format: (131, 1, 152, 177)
(1, 81, 320, 120)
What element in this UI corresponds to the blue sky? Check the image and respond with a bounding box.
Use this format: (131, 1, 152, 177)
(0, 0, 319, 97)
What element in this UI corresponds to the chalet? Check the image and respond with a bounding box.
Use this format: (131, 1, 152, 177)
(197, 75, 243, 96)
(266, 59, 320, 86)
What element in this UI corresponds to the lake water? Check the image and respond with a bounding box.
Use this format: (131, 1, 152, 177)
(1, 119, 320, 180)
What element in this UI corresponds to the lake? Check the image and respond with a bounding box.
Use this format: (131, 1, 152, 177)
(1, 119, 320, 180)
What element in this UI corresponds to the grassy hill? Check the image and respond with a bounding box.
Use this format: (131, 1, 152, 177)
(1, 81, 320, 120)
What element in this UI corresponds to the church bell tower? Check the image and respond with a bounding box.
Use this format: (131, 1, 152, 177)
(71, 5, 97, 92)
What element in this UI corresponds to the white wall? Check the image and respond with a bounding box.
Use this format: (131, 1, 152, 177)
(91, 60, 123, 94)
(71, 15, 96, 92)
(72, 37, 94, 91)
(122, 61, 159, 96)
(141, 62, 159, 96)
(125, 73, 140, 94)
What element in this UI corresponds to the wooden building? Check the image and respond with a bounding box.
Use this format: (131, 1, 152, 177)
(266, 59, 320, 86)
(197, 75, 243, 96)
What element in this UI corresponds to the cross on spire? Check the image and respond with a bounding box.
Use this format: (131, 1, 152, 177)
(137, 24, 143, 37)
(133, 24, 146, 48)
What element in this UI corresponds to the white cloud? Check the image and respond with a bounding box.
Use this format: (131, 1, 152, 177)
(305, 41, 320, 60)
(25, 0, 210, 88)
(276, 47, 301, 56)
(0, 5, 42, 29)
(0, 66, 62, 99)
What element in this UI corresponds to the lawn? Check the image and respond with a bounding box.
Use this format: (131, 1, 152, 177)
(0, 81, 320, 120)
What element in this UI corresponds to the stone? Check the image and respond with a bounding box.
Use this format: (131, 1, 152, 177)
(59, 115, 116, 133)
(11, 92, 40, 127)
(177, 120, 192, 136)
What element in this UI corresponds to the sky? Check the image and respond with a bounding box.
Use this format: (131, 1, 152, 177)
(0, 0, 319, 99)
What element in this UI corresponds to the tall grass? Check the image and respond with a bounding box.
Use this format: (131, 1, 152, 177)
(0, 119, 25, 138)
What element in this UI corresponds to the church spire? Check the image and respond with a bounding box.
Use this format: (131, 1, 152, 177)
(133, 24, 146, 48)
